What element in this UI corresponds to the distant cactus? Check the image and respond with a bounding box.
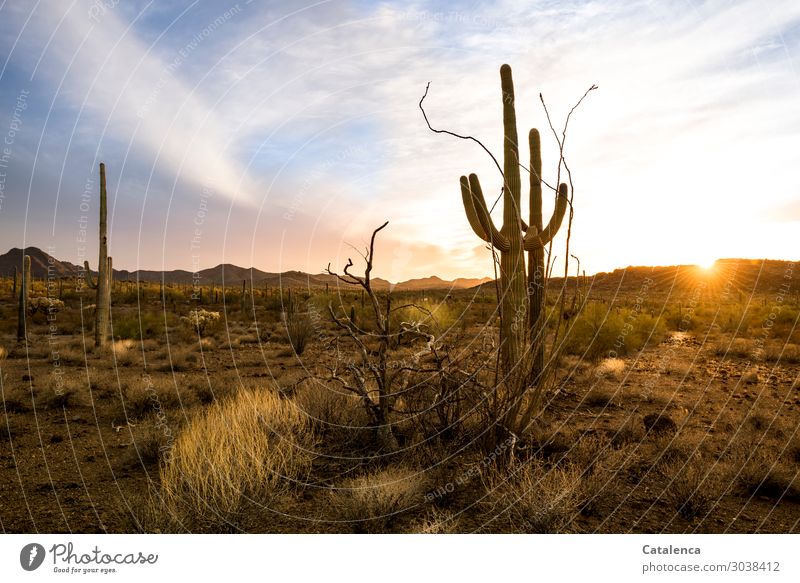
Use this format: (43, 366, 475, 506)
(83, 162, 112, 348)
(181, 309, 221, 335)
(12, 266, 17, 299)
(16, 254, 30, 341)
(28, 296, 66, 315)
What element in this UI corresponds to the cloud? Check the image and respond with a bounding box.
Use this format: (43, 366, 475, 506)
(1, 0, 799, 277)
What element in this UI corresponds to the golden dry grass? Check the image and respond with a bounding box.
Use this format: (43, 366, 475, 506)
(158, 388, 315, 527)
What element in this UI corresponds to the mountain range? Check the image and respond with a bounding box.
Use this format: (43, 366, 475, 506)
(0, 247, 492, 291)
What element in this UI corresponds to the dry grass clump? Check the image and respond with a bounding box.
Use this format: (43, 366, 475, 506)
(329, 467, 429, 533)
(479, 460, 584, 533)
(595, 357, 626, 379)
(158, 388, 315, 528)
(714, 337, 752, 359)
(584, 385, 617, 408)
(1, 386, 31, 413)
(730, 446, 799, 502)
(57, 344, 90, 366)
(658, 455, 725, 521)
(111, 339, 142, 367)
(156, 345, 198, 372)
(119, 376, 182, 420)
(118, 427, 171, 472)
(0, 345, 7, 362)
(741, 367, 760, 385)
(610, 416, 644, 448)
(764, 342, 800, 364)
(408, 509, 460, 533)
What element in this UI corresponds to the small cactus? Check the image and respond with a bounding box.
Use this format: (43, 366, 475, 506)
(17, 255, 30, 341)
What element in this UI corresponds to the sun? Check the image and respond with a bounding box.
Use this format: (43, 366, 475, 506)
(697, 257, 717, 272)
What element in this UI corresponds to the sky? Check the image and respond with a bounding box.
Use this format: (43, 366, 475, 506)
(0, 0, 798, 282)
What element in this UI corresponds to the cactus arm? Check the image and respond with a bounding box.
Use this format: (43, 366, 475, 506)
(460, 175, 489, 242)
(529, 128, 544, 232)
(467, 173, 510, 252)
(523, 183, 568, 250)
(84, 261, 98, 289)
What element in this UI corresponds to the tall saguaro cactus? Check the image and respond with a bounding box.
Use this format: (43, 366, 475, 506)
(17, 255, 31, 341)
(460, 64, 529, 377)
(84, 162, 111, 349)
(461, 65, 569, 379)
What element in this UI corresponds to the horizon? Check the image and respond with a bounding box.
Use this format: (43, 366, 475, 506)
(1, 1, 799, 281)
(1, 244, 794, 283)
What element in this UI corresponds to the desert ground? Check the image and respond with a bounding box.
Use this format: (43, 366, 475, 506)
(1, 259, 798, 533)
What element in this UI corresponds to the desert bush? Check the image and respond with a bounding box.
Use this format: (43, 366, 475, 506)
(110, 339, 143, 367)
(329, 467, 429, 533)
(562, 302, 665, 360)
(595, 357, 626, 379)
(393, 299, 459, 337)
(111, 311, 170, 340)
(293, 379, 369, 436)
(764, 342, 800, 364)
(159, 388, 315, 528)
(283, 305, 313, 355)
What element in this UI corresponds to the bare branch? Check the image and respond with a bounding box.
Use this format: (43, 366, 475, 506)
(419, 82, 504, 180)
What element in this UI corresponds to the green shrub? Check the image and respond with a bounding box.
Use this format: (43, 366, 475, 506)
(561, 302, 666, 360)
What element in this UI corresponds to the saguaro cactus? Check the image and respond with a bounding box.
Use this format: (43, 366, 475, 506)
(17, 255, 30, 341)
(84, 162, 111, 348)
(12, 266, 17, 299)
(459, 64, 529, 377)
(458, 65, 569, 440)
(525, 129, 568, 383)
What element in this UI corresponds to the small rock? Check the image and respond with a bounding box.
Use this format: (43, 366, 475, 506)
(643, 413, 677, 435)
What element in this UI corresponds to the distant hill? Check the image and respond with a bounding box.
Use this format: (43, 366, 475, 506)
(0, 247, 80, 279)
(470, 259, 798, 300)
(0, 247, 492, 291)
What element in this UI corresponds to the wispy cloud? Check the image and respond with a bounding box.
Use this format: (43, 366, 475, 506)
(1, 0, 798, 277)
